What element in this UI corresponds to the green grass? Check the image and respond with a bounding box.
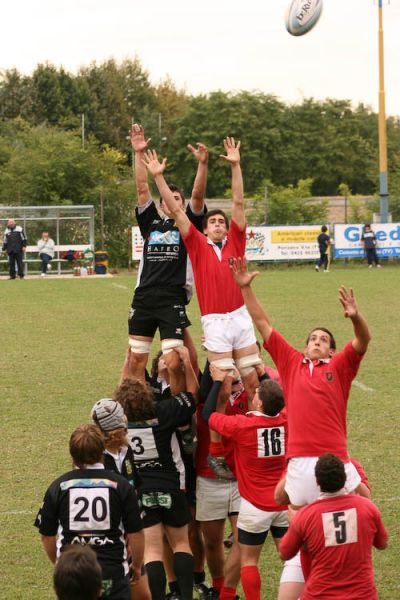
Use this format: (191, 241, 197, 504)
(1, 264, 399, 599)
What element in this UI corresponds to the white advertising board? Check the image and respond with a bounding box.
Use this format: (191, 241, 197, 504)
(132, 225, 322, 261)
(334, 223, 400, 258)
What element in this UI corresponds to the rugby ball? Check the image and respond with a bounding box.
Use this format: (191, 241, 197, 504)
(285, 0, 323, 36)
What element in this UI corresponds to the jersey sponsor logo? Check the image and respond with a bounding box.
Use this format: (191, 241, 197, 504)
(71, 534, 114, 546)
(127, 428, 159, 460)
(322, 508, 358, 546)
(148, 230, 180, 245)
(257, 426, 285, 458)
(61, 478, 118, 490)
(326, 371, 334, 382)
(69, 488, 111, 531)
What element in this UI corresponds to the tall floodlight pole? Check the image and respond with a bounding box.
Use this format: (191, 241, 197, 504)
(378, 0, 389, 222)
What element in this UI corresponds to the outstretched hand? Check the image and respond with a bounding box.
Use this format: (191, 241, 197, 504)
(339, 286, 358, 318)
(142, 149, 167, 177)
(187, 143, 208, 164)
(220, 137, 241, 164)
(229, 257, 259, 288)
(130, 123, 151, 153)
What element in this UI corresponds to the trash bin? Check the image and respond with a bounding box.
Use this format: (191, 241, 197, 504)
(94, 250, 108, 274)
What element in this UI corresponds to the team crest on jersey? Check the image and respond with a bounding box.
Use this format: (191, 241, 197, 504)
(125, 460, 133, 475)
(326, 371, 334, 382)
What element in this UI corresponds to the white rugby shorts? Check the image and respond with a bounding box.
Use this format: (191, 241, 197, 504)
(285, 456, 362, 506)
(237, 497, 288, 534)
(196, 476, 241, 521)
(280, 553, 305, 584)
(201, 305, 256, 353)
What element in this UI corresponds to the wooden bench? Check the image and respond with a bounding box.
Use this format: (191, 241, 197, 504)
(0, 244, 94, 276)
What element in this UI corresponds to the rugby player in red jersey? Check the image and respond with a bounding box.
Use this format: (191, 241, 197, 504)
(279, 453, 387, 599)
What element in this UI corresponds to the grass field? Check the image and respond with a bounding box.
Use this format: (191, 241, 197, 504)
(1, 264, 399, 599)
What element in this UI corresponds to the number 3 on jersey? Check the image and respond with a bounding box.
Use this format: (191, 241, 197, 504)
(127, 428, 159, 460)
(257, 426, 285, 458)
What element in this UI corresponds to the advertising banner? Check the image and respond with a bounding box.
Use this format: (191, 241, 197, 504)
(333, 224, 400, 258)
(132, 225, 323, 261)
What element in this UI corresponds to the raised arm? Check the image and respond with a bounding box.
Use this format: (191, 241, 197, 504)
(175, 345, 199, 401)
(130, 124, 152, 206)
(230, 257, 273, 343)
(220, 137, 245, 230)
(339, 286, 371, 354)
(187, 143, 208, 212)
(142, 149, 191, 236)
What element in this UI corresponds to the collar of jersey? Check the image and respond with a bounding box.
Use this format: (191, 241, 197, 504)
(246, 410, 279, 418)
(318, 489, 346, 500)
(302, 356, 331, 365)
(76, 462, 105, 470)
(207, 237, 227, 248)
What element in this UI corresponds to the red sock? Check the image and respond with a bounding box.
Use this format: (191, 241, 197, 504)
(209, 442, 224, 456)
(240, 565, 261, 600)
(212, 576, 225, 593)
(300, 547, 312, 581)
(219, 586, 236, 600)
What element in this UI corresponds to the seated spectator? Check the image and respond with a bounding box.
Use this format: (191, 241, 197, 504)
(37, 231, 55, 276)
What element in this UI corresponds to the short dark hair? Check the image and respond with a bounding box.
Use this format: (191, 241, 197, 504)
(364, 224, 371, 229)
(321, 225, 328, 233)
(258, 380, 285, 416)
(315, 453, 346, 493)
(160, 184, 185, 204)
(306, 327, 336, 351)
(54, 545, 102, 600)
(69, 425, 105, 469)
(203, 209, 229, 231)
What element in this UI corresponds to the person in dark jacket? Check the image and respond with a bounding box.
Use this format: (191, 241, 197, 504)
(2, 218, 27, 279)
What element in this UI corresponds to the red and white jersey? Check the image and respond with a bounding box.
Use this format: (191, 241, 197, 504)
(265, 329, 364, 461)
(279, 493, 388, 599)
(196, 389, 248, 479)
(182, 219, 246, 316)
(209, 410, 288, 511)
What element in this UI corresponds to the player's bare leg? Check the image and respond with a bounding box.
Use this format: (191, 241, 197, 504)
(128, 335, 152, 381)
(233, 343, 261, 401)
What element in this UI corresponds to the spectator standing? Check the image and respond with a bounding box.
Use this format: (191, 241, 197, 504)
(37, 231, 55, 276)
(361, 224, 381, 268)
(2, 218, 27, 279)
(315, 225, 331, 273)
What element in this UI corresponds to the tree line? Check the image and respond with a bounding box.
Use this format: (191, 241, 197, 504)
(1, 58, 399, 265)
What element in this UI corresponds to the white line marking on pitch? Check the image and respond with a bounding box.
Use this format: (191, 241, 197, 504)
(111, 283, 129, 290)
(0, 510, 36, 516)
(353, 380, 374, 392)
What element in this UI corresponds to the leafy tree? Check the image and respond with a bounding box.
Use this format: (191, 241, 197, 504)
(251, 178, 327, 225)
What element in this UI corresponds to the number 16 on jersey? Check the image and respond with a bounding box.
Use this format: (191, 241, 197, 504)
(257, 426, 285, 458)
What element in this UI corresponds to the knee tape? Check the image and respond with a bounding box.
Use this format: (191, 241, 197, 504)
(236, 354, 262, 376)
(128, 338, 151, 354)
(161, 339, 184, 354)
(211, 357, 235, 370)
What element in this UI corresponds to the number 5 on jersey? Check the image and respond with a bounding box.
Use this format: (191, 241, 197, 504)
(257, 426, 285, 458)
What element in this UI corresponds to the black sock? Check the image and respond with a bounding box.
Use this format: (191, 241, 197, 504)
(194, 571, 206, 585)
(169, 580, 181, 595)
(145, 560, 166, 600)
(173, 552, 194, 600)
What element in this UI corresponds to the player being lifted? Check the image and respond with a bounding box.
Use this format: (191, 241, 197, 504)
(142, 138, 261, 398)
(128, 123, 208, 380)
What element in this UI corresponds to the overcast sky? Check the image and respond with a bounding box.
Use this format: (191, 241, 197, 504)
(2, 0, 400, 115)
